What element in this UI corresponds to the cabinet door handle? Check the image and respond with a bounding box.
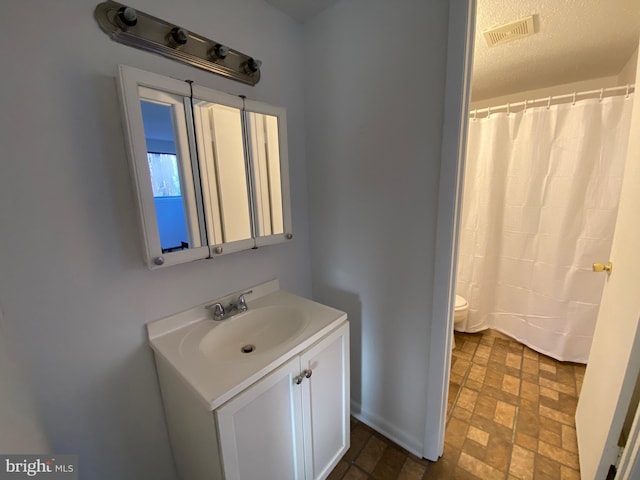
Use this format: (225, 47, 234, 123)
(294, 374, 304, 385)
(304, 369, 313, 379)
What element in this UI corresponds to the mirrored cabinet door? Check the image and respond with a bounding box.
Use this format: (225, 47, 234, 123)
(192, 94, 254, 251)
(118, 67, 211, 268)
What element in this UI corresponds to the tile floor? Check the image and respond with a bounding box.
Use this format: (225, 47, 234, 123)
(329, 329, 587, 480)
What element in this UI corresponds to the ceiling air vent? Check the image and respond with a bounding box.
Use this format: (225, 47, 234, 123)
(483, 15, 536, 47)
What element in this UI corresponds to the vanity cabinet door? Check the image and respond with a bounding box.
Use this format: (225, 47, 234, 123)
(300, 323, 350, 480)
(216, 356, 306, 480)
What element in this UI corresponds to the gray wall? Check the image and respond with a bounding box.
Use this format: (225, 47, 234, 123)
(304, 0, 450, 454)
(0, 1, 310, 478)
(0, 307, 50, 453)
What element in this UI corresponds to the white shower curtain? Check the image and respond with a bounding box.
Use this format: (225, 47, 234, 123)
(456, 94, 633, 363)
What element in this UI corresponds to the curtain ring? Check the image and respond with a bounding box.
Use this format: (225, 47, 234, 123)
(547, 96, 551, 109)
(507, 103, 511, 115)
(626, 84, 630, 98)
(599, 88, 604, 102)
(524, 100, 528, 113)
(572, 92, 576, 106)
(487, 107, 491, 118)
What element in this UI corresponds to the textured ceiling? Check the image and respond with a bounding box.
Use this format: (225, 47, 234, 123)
(472, 0, 640, 100)
(264, 0, 640, 99)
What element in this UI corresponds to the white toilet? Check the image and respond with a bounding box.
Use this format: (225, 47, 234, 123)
(452, 294, 469, 348)
(454, 294, 469, 330)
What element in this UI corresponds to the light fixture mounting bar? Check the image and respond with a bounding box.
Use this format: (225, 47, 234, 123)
(94, 1, 261, 86)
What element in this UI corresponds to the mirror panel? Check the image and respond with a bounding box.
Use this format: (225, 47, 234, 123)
(140, 98, 202, 253)
(194, 100, 252, 244)
(247, 112, 284, 237)
(138, 88, 206, 253)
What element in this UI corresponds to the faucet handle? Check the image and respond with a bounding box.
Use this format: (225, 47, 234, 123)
(236, 290, 253, 312)
(205, 302, 225, 320)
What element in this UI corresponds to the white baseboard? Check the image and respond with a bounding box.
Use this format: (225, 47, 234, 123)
(350, 400, 424, 458)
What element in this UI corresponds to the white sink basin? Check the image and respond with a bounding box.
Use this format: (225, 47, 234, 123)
(149, 280, 347, 410)
(198, 305, 310, 362)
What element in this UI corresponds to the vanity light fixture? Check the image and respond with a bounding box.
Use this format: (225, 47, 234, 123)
(94, 0, 262, 85)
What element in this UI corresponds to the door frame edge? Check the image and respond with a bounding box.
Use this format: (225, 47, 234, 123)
(422, 0, 476, 461)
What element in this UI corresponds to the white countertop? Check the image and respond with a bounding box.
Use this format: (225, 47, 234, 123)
(147, 280, 348, 410)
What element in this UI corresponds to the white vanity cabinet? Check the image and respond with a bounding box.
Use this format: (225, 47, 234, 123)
(154, 319, 349, 480)
(217, 356, 306, 480)
(217, 322, 349, 480)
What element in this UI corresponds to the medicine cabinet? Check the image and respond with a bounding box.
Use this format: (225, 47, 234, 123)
(117, 65, 291, 268)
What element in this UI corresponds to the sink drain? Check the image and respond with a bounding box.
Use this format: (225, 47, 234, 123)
(240, 344, 256, 354)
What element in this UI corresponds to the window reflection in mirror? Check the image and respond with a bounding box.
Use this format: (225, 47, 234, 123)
(138, 90, 206, 253)
(193, 101, 252, 244)
(146, 152, 185, 248)
(247, 112, 284, 236)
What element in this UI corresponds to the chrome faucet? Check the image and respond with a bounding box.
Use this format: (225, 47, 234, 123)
(205, 302, 226, 321)
(234, 290, 253, 313)
(205, 290, 253, 321)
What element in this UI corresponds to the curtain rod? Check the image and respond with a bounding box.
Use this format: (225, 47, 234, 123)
(470, 84, 635, 118)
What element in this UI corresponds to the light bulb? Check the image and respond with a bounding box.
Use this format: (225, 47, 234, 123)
(118, 6, 138, 27)
(245, 58, 262, 74)
(169, 27, 188, 47)
(210, 44, 230, 60)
